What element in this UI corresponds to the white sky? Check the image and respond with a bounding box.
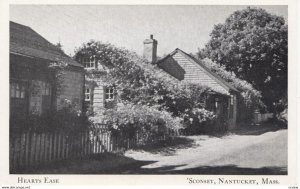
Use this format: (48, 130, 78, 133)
(10, 5, 287, 57)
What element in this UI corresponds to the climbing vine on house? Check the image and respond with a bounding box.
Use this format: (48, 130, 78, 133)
(48, 61, 68, 96)
(199, 58, 265, 123)
(74, 40, 217, 135)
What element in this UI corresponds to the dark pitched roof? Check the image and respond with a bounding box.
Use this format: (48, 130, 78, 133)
(157, 48, 239, 93)
(10, 21, 83, 68)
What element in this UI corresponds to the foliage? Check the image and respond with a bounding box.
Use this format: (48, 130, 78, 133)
(200, 58, 265, 109)
(181, 107, 216, 133)
(54, 42, 65, 54)
(74, 41, 217, 132)
(90, 103, 183, 144)
(99, 103, 182, 131)
(198, 7, 287, 112)
(48, 61, 68, 96)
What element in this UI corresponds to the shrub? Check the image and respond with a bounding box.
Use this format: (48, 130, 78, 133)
(89, 103, 183, 144)
(181, 108, 216, 134)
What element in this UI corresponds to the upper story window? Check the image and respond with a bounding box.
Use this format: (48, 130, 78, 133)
(82, 56, 96, 69)
(105, 87, 114, 101)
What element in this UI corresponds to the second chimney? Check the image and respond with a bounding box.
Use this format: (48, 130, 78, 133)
(143, 34, 157, 63)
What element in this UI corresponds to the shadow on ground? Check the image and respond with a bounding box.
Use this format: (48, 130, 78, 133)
(232, 121, 287, 136)
(133, 136, 197, 156)
(16, 153, 156, 174)
(137, 165, 287, 175)
(16, 153, 287, 175)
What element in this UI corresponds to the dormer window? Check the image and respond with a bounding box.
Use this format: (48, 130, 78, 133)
(82, 56, 96, 69)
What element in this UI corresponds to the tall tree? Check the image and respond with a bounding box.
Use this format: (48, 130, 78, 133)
(199, 7, 287, 112)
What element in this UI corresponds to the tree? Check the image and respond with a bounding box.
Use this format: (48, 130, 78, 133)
(55, 42, 65, 54)
(199, 7, 287, 112)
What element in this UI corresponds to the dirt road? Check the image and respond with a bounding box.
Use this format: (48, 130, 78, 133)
(124, 129, 287, 174)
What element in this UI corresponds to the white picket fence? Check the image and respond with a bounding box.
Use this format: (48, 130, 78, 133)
(10, 126, 177, 172)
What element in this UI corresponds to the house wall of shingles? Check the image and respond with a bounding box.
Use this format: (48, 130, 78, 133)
(84, 78, 106, 117)
(158, 52, 237, 130)
(56, 68, 84, 112)
(228, 94, 237, 129)
(172, 52, 229, 95)
(157, 56, 185, 81)
(92, 79, 105, 114)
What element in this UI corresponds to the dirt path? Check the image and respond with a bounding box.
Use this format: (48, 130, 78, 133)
(124, 129, 287, 174)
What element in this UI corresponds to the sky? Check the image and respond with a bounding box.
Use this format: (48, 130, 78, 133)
(10, 5, 287, 57)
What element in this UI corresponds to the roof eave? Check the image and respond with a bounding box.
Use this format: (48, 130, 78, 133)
(10, 51, 84, 68)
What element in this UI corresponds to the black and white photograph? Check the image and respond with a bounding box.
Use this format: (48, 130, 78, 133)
(1, 1, 297, 186)
(8, 4, 289, 175)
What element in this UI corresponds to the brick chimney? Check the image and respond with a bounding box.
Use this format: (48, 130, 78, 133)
(143, 34, 157, 63)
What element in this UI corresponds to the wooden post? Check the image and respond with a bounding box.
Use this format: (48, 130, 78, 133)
(106, 132, 109, 152)
(96, 135, 100, 153)
(10, 135, 16, 172)
(59, 133, 62, 160)
(35, 133, 40, 167)
(44, 133, 49, 163)
(24, 132, 30, 169)
(29, 132, 35, 168)
(40, 133, 45, 165)
(53, 132, 58, 161)
(84, 131, 87, 156)
(99, 132, 102, 153)
(49, 132, 53, 162)
(19, 133, 25, 169)
(60, 133, 64, 160)
(58, 132, 62, 160)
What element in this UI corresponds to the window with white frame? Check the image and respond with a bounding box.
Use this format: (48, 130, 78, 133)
(42, 82, 51, 96)
(10, 80, 28, 117)
(85, 87, 92, 101)
(105, 87, 114, 100)
(82, 56, 96, 69)
(41, 82, 52, 113)
(10, 82, 26, 99)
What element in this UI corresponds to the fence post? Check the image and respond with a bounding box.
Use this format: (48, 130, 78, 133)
(9, 134, 15, 172)
(24, 131, 30, 169)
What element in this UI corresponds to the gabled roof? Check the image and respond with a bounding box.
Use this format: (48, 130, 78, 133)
(157, 48, 239, 93)
(10, 21, 83, 68)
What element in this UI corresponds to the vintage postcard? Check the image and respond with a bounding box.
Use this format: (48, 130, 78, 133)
(0, 0, 298, 187)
